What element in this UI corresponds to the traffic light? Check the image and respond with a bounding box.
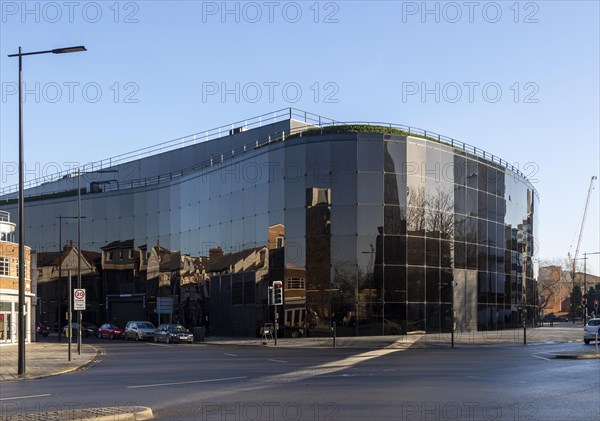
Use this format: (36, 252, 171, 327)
(273, 281, 283, 305)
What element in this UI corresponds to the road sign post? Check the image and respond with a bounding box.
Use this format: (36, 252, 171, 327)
(68, 271, 72, 361)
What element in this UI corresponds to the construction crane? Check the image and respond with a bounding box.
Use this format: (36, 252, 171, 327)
(568, 175, 597, 322)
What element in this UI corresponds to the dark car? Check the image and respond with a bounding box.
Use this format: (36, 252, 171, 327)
(62, 322, 99, 338)
(543, 314, 568, 323)
(97, 323, 126, 339)
(36, 322, 50, 337)
(154, 324, 194, 344)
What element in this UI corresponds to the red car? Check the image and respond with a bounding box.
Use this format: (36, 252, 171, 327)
(97, 323, 126, 339)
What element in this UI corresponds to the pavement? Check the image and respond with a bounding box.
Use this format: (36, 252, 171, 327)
(205, 325, 597, 350)
(0, 325, 598, 383)
(0, 341, 100, 382)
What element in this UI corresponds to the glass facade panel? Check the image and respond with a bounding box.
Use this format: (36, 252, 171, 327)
(358, 173, 383, 205)
(358, 141, 383, 172)
(384, 265, 406, 302)
(407, 266, 425, 303)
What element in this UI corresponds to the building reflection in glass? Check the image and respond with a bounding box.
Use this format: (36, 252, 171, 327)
(1, 115, 539, 337)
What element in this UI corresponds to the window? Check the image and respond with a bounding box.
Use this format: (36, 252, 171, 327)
(107, 252, 114, 261)
(0, 258, 9, 276)
(276, 237, 284, 248)
(286, 278, 305, 290)
(128, 250, 134, 259)
(119, 251, 124, 259)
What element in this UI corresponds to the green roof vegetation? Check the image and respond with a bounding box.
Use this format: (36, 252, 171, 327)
(287, 124, 443, 144)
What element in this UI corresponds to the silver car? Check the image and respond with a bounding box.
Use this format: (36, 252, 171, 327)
(125, 321, 156, 341)
(583, 318, 600, 344)
(154, 324, 194, 344)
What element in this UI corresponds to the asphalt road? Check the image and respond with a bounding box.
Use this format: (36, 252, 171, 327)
(1, 338, 598, 420)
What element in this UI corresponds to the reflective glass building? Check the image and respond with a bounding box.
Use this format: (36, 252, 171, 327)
(0, 109, 539, 337)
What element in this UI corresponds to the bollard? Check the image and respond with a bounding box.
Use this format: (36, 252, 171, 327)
(332, 322, 336, 348)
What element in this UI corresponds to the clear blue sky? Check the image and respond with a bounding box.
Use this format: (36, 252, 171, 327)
(1, 1, 599, 274)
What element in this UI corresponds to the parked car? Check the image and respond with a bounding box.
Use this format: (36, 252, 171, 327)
(583, 318, 600, 345)
(125, 321, 156, 341)
(154, 324, 194, 344)
(36, 322, 50, 337)
(97, 323, 126, 339)
(62, 322, 98, 338)
(543, 314, 569, 323)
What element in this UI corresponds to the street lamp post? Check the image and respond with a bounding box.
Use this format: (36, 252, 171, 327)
(77, 169, 82, 354)
(8, 45, 86, 375)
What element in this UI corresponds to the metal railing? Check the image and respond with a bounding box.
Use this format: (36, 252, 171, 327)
(0, 108, 312, 196)
(0, 108, 535, 199)
(0, 210, 10, 222)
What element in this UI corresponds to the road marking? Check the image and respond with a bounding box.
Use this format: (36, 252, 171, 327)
(319, 373, 375, 378)
(267, 358, 286, 363)
(224, 353, 238, 357)
(466, 376, 481, 379)
(532, 354, 551, 361)
(127, 376, 247, 389)
(0, 394, 52, 401)
(263, 336, 422, 384)
(147, 342, 171, 348)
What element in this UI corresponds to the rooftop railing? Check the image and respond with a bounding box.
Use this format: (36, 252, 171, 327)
(0, 210, 10, 222)
(0, 108, 535, 199)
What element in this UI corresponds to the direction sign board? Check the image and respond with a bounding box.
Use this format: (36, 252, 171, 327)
(74, 288, 86, 310)
(156, 296, 173, 314)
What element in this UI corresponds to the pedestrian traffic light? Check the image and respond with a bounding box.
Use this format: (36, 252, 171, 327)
(273, 281, 283, 306)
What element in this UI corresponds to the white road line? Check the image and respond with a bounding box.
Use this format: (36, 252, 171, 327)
(0, 394, 52, 401)
(267, 359, 286, 363)
(224, 353, 238, 357)
(127, 376, 247, 389)
(147, 342, 171, 348)
(532, 354, 551, 361)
